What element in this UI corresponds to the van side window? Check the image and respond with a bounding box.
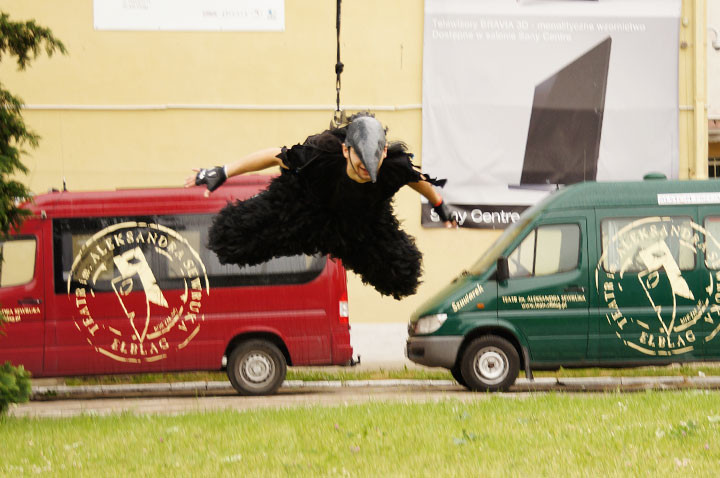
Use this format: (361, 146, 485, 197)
(601, 217, 695, 273)
(53, 215, 325, 293)
(162, 214, 326, 288)
(508, 224, 580, 278)
(0, 238, 36, 287)
(704, 217, 720, 269)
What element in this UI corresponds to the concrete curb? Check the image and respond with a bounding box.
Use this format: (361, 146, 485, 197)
(30, 376, 720, 400)
(32, 379, 459, 399)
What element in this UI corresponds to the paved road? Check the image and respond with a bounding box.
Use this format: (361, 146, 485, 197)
(10, 376, 720, 418)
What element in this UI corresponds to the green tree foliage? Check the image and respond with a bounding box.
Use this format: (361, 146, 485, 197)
(0, 11, 66, 414)
(0, 12, 66, 236)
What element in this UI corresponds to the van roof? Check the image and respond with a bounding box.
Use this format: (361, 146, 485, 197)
(543, 178, 720, 211)
(25, 175, 273, 218)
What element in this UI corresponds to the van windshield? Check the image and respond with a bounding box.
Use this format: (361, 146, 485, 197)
(468, 208, 539, 276)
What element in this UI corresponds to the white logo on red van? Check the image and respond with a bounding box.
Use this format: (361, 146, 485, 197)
(0, 306, 41, 323)
(67, 222, 210, 363)
(596, 217, 720, 356)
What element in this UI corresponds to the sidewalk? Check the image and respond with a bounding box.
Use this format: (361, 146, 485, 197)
(28, 375, 720, 404)
(30, 375, 720, 401)
(15, 376, 720, 418)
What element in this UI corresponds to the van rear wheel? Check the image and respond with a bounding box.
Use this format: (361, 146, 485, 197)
(227, 340, 287, 396)
(460, 336, 519, 392)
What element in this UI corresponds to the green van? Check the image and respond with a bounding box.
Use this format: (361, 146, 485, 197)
(407, 177, 720, 391)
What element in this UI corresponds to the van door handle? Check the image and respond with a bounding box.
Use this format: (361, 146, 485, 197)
(564, 286, 585, 293)
(18, 298, 42, 305)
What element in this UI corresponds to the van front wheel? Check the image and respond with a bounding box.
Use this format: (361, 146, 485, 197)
(451, 364, 468, 388)
(460, 336, 519, 392)
(227, 340, 287, 396)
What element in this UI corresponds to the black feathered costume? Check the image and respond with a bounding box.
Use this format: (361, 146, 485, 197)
(208, 127, 444, 299)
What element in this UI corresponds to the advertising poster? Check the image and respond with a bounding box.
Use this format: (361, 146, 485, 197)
(422, 0, 681, 228)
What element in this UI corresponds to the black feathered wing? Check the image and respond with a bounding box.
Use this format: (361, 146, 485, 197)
(208, 171, 423, 299)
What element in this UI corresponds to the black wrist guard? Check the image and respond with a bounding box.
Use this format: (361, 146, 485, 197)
(195, 166, 227, 192)
(432, 200, 451, 222)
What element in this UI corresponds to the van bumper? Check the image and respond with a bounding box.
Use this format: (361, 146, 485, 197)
(406, 336, 463, 369)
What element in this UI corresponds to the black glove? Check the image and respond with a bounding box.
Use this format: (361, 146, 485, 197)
(195, 166, 227, 192)
(432, 200, 452, 223)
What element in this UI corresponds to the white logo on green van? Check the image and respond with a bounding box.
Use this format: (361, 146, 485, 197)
(501, 293, 586, 310)
(596, 217, 720, 356)
(67, 222, 210, 363)
(452, 284, 484, 312)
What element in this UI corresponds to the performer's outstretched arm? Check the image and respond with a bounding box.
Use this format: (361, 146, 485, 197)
(408, 181, 457, 228)
(225, 147, 286, 176)
(185, 147, 286, 196)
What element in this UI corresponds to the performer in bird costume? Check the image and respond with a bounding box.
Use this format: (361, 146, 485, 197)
(187, 113, 454, 299)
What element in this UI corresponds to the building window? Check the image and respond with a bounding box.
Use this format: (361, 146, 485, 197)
(709, 157, 720, 178)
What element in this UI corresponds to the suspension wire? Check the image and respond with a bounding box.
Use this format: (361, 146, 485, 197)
(333, 0, 346, 127)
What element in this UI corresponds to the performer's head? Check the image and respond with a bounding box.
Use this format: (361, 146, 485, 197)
(342, 113, 387, 183)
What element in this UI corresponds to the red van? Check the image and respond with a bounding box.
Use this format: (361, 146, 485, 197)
(0, 176, 354, 395)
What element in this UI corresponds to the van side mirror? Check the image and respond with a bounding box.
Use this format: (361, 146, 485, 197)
(496, 257, 509, 282)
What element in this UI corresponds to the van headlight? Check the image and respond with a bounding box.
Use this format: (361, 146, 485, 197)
(412, 314, 448, 335)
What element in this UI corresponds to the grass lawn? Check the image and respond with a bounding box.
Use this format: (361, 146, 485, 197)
(2, 391, 720, 476)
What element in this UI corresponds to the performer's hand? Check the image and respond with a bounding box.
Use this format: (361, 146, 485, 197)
(186, 166, 226, 197)
(433, 200, 458, 228)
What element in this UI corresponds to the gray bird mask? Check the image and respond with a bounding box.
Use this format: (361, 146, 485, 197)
(344, 116, 386, 183)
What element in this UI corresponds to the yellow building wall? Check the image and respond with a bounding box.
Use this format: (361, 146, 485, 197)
(0, 0, 705, 324)
(1, 0, 495, 326)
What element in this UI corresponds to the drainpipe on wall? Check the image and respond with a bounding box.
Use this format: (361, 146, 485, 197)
(679, 0, 708, 179)
(693, 0, 709, 179)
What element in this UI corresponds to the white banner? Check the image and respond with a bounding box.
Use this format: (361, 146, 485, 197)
(94, 0, 285, 31)
(422, 0, 681, 228)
